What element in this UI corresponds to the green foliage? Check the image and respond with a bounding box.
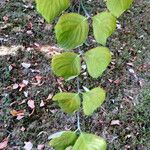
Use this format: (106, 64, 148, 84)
(72, 133, 107, 150)
(84, 47, 112, 78)
(51, 52, 81, 80)
(36, 0, 70, 23)
(82, 87, 106, 116)
(92, 11, 117, 45)
(36, 0, 133, 149)
(53, 92, 81, 114)
(49, 131, 78, 150)
(106, 0, 133, 18)
(55, 13, 89, 50)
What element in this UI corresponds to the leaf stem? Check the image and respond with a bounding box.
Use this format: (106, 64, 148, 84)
(80, 0, 91, 18)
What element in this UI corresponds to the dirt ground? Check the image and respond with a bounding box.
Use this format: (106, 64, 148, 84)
(0, 0, 150, 149)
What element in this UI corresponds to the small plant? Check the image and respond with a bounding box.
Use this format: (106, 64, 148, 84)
(36, 0, 133, 149)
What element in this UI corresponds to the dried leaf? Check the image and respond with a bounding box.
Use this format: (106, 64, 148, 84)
(0, 137, 9, 149)
(21, 62, 31, 69)
(12, 83, 19, 89)
(10, 109, 24, 117)
(37, 144, 45, 150)
(27, 100, 35, 109)
(40, 100, 45, 107)
(110, 120, 120, 126)
(24, 141, 33, 150)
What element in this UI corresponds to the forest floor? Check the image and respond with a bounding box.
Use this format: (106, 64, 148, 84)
(0, 0, 150, 149)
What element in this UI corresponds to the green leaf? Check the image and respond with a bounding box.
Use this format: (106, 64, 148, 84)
(84, 47, 112, 78)
(92, 12, 117, 45)
(82, 87, 106, 116)
(53, 92, 81, 114)
(106, 0, 133, 18)
(55, 13, 89, 50)
(36, 0, 70, 23)
(49, 131, 78, 150)
(51, 52, 81, 80)
(72, 133, 107, 150)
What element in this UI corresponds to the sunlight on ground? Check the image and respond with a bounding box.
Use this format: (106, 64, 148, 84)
(0, 45, 24, 56)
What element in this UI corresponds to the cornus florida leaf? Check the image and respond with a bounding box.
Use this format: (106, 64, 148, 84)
(82, 87, 106, 116)
(84, 47, 112, 78)
(53, 93, 81, 114)
(49, 131, 78, 150)
(92, 11, 117, 45)
(72, 133, 107, 150)
(106, 0, 133, 18)
(36, 0, 70, 23)
(55, 13, 89, 50)
(51, 52, 81, 80)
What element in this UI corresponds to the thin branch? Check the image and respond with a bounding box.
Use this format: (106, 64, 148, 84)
(80, 0, 91, 18)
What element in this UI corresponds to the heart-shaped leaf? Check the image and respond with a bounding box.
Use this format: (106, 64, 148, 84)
(72, 133, 107, 150)
(82, 87, 106, 116)
(49, 131, 78, 150)
(52, 52, 81, 80)
(36, 0, 70, 23)
(84, 47, 112, 78)
(55, 13, 89, 50)
(53, 93, 81, 114)
(106, 0, 133, 18)
(92, 12, 117, 45)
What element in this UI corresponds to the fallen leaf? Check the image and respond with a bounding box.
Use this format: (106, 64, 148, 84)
(47, 93, 53, 100)
(40, 100, 45, 107)
(0, 137, 9, 149)
(19, 83, 26, 91)
(12, 83, 19, 89)
(110, 120, 120, 126)
(27, 100, 35, 109)
(35, 75, 42, 84)
(24, 91, 29, 97)
(22, 80, 29, 86)
(10, 109, 24, 117)
(20, 126, 26, 132)
(21, 62, 31, 69)
(37, 144, 45, 150)
(24, 141, 33, 150)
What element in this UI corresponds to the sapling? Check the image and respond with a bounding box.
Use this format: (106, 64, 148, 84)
(35, 0, 133, 149)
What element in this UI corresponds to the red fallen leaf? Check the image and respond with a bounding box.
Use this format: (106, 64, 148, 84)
(0, 137, 9, 149)
(27, 100, 35, 109)
(10, 109, 24, 117)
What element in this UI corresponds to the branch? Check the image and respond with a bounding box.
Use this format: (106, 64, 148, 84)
(80, 0, 91, 18)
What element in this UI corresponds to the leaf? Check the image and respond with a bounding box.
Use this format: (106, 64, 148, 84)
(84, 47, 112, 78)
(55, 13, 89, 50)
(24, 141, 33, 150)
(27, 100, 35, 109)
(92, 12, 117, 45)
(21, 62, 31, 69)
(0, 137, 9, 149)
(53, 93, 81, 114)
(82, 87, 106, 116)
(36, 0, 70, 23)
(49, 131, 78, 150)
(72, 133, 107, 150)
(51, 52, 81, 80)
(106, 0, 133, 18)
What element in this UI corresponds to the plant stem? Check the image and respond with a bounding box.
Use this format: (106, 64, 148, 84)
(77, 111, 81, 132)
(76, 77, 81, 132)
(80, 0, 91, 18)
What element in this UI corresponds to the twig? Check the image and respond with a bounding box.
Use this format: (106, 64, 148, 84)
(80, 0, 91, 18)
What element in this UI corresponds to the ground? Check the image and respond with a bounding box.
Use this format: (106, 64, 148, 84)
(0, 0, 150, 149)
